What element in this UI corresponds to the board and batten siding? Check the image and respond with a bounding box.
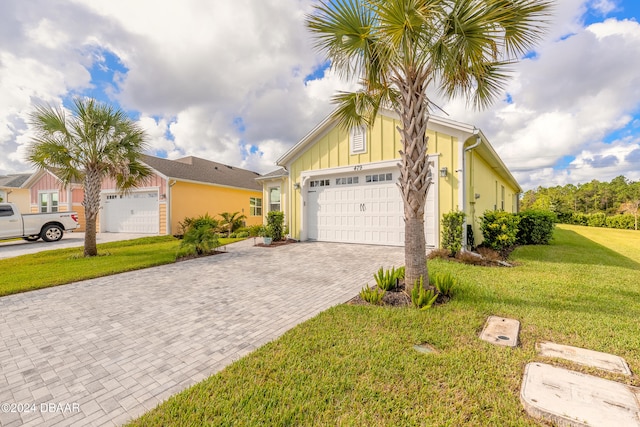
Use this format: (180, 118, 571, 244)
(287, 114, 461, 245)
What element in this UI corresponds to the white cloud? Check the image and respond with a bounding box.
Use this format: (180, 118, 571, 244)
(1, 0, 640, 193)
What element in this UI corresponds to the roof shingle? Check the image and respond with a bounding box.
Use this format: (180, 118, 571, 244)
(0, 173, 32, 188)
(141, 155, 262, 191)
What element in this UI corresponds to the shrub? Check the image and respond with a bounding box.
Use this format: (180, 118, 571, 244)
(430, 272, 456, 297)
(517, 210, 555, 245)
(441, 211, 465, 256)
(360, 285, 385, 305)
(373, 266, 402, 291)
(266, 211, 285, 241)
(236, 231, 249, 238)
(480, 210, 520, 254)
(587, 212, 606, 227)
(606, 214, 635, 230)
(247, 224, 264, 237)
(180, 225, 219, 255)
(411, 276, 438, 311)
(396, 266, 405, 280)
(229, 232, 237, 238)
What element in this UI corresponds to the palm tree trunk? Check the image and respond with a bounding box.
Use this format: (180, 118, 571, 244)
(397, 72, 431, 289)
(83, 169, 102, 257)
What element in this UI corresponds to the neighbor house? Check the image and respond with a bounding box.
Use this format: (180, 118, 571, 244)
(258, 109, 521, 249)
(0, 173, 31, 212)
(23, 155, 264, 235)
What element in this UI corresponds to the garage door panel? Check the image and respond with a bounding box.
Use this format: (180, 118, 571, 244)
(306, 165, 436, 247)
(103, 191, 159, 234)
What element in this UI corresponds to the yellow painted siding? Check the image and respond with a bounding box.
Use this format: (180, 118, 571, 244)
(287, 115, 458, 241)
(467, 151, 519, 245)
(73, 204, 86, 232)
(3, 189, 30, 212)
(170, 181, 262, 235)
(159, 203, 167, 235)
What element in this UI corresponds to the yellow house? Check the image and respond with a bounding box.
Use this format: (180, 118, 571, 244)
(0, 173, 31, 212)
(259, 110, 521, 249)
(23, 155, 263, 235)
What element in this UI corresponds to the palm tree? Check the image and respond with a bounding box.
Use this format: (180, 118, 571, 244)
(307, 0, 552, 287)
(219, 211, 247, 237)
(28, 98, 152, 257)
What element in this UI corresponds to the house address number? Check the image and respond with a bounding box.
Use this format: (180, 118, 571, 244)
(353, 165, 363, 171)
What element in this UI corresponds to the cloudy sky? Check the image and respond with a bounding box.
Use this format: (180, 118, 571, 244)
(1, 0, 640, 191)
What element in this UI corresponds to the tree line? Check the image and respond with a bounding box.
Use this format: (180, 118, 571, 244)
(520, 176, 640, 230)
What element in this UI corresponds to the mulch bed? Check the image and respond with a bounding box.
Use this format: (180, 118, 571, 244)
(176, 250, 225, 262)
(347, 281, 450, 308)
(255, 239, 298, 248)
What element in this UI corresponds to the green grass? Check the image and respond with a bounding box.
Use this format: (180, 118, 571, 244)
(129, 224, 640, 426)
(0, 236, 243, 297)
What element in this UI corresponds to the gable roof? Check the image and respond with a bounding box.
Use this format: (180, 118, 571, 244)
(141, 154, 262, 191)
(0, 173, 32, 188)
(277, 109, 521, 193)
(255, 167, 288, 181)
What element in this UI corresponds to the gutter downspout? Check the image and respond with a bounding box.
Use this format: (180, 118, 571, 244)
(461, 131, 482, 251)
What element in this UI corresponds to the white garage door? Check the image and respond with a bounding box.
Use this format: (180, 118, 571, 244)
(306, 166, 437, 247)
(103, 191, 159, 233)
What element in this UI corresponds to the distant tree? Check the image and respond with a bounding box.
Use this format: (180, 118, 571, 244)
(28, 98, 151, 256)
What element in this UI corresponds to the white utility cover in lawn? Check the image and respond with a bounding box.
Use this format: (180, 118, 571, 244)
(306, 166, 436, 247)
(479, 316, 520, 347)
(103, 191, 159, 233)
(537, 341, 632, 376)
(521, 362, 640, 427)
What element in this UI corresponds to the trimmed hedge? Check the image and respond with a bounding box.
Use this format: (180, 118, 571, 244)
(517, 210, 556, 245)
(441, 211, 465, 256)
(480, 210, 520, 252)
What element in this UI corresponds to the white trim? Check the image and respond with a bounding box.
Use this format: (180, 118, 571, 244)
(300, 159, 401, 181)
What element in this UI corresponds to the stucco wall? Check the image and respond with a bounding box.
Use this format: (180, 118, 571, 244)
(169, 181, 262, 235)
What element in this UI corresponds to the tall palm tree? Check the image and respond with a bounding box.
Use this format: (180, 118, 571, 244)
(219, 211, 247, 237)
(28, 98, 152, 257)
(307, 0, 552, 287)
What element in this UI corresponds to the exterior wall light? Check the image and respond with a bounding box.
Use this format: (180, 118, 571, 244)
(293, 182, 301, 190)
(439, 167, 448, 177)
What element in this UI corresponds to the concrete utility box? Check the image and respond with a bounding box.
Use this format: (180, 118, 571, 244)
(479, 316, 520, 347)
(521, 362, 640, 427)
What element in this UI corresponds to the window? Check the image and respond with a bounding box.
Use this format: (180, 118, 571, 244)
(335, 176, 359, 186)
(0, 205, 14, 217)
(501, 185, 505, 211)
(269, 187, 281, 212)
(250, 197, 262, 216)
(309, 180, 330, 188)
(39, 192, 59, 213)
(365, 173, 392, 183)
(350, 126, 366, 154)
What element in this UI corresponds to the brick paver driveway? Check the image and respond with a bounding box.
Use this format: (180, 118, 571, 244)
(0, 241, 403, 426)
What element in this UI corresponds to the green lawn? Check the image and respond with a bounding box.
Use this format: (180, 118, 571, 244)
(129, 224, 640, 426)
(0, 236, 243, 297)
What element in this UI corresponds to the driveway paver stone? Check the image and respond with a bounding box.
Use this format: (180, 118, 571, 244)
(0, 241, 403, 426)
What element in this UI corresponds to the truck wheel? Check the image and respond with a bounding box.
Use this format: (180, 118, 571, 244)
(23, 236, 40, 242)
(41, 225, 64, 242)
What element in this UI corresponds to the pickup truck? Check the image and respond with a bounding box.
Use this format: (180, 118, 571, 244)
(0, 203, 80, 242)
